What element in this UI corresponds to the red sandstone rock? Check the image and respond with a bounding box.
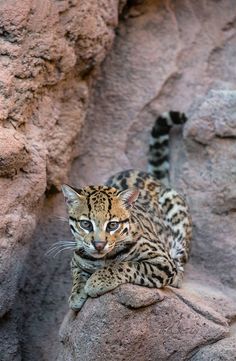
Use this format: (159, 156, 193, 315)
(0, 128, 29, 177)
(0, 0, 123, 359)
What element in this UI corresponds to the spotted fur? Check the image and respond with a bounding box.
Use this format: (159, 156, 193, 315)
(148, 111, 187, 186)
(62, 163, 192, 309)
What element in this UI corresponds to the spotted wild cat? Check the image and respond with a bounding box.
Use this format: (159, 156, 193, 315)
(60, 111, 192, 311)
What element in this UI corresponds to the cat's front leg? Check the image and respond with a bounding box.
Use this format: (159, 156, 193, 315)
(84, 258, 177, 297)
(69, 265, 90, 311)
(84, 263, 130, 297)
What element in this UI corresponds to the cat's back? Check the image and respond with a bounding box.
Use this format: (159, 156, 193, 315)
(106, 169, 164, 204)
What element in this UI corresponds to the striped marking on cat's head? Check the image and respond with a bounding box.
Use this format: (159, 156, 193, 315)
(62, 184, 138, 258)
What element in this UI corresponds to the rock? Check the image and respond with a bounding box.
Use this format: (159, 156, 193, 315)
(0, 128, 29, 177)
(115, 284, 164, 308)
(58, 285, 229, 361)
(175, 89, 236, 289)
(0, 0, 125, 360)
(184, 90, 236, 144)
(190, 336, 236, 361)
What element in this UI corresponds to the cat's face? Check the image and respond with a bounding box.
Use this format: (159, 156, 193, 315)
(62, 185, 139, 258)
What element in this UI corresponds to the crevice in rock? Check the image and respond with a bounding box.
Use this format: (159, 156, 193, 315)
(171, 289, 229, 328)
(229, 316, 236, 336)
(186, 337, 227, 361)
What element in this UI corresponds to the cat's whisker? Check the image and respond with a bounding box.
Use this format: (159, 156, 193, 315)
(46, 245, 76, 255)
(45, 242, 77, 256)
(46, 241, 76, 248)
(48, 243, 76, 252)
(46, 241, 77, 250)
(49, 240, 75, 247)
(47, 245, 76, 257)
(53, 246, 77, 258)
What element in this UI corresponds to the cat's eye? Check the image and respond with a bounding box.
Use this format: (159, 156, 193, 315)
(79, 220, 93, 231)
(106, 221, 119, 232)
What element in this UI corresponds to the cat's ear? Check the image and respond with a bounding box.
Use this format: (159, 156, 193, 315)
(118, 188, 140, 207)
(61, 184, 84, 206)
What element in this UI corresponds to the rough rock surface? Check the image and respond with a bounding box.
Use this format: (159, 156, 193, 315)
(0, 0, 124, 360)
(58, 285, 230, 361)
(182, 89, 236, 289)
(191, 335, 236, 361)
(1, 0, 236, 360)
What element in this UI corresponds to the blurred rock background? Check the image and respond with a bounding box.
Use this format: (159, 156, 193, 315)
(0, 0, 236, 360)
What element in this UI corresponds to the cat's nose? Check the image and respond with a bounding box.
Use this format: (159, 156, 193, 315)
(92, 240, 107, 252)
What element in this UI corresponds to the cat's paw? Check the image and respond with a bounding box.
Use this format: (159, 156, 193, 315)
(170, 270, 184, 288)
(69, 292, 88, 311)
(84, 278, 105, 297)
(84, 275, 116, 297)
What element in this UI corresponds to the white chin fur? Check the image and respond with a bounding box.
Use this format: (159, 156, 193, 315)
(90, 251, 108, 259)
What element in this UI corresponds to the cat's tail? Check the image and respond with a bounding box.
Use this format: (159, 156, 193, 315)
(148, 111, 187, 186)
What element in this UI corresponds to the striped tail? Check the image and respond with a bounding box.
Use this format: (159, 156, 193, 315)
(148, 111, 187, 186)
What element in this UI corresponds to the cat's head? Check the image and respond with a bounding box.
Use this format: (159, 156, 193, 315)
(62, 184, 139, 258)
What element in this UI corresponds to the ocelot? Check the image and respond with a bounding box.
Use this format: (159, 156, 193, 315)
(61, 111, 192, 311)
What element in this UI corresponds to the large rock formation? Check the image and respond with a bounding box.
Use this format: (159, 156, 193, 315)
(0, 0, 125, 360)
(58, 284, 232, 361)
(1, 0, 236, 360)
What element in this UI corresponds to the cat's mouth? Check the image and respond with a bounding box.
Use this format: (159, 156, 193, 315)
(90, 244, 117, 259)
(89, 247, 112, 258)
(90, 251, 107, 259)
(75, 247, 109, 259)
